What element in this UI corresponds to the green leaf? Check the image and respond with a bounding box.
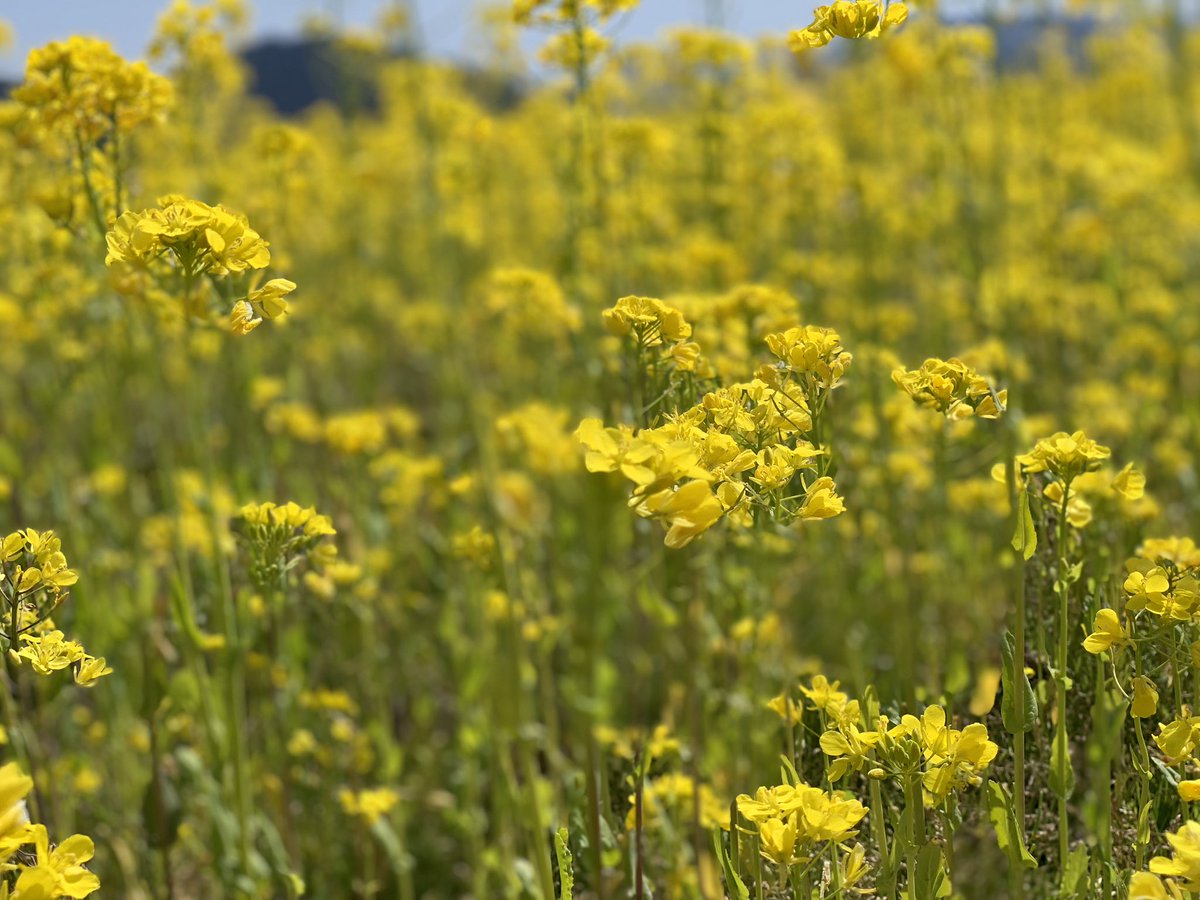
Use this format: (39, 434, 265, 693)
(1001, 631, 1037, 734)
(894, 805, 914, 857)
(1049, 726, 1076, 800)
(779, 754, 801, 787)
(1137, 800, 1152, 848)
(370, 819, 413, 886)
(912, 842, 950, 899)
(986, 781, 1038, 870)
(1011, 488, 1037, 560)
(712, 830, 750, 900)
(1059, 846, 1088, 899)
(555, 828, 574, 900)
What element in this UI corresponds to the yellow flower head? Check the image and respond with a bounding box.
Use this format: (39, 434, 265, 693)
(892, 357, 1007, 420)
(789, 0, 907, 51)
(1016, 431, 1111, 484)
(1082, 608, 1129, 655)
(1150, 821, 1200, 891)
(1131, 676, 1160, 719)
(765, 325, 853, 391)
(603, 296, 692, 345)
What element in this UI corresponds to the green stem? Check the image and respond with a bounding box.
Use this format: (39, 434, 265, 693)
(1005, 435, 1028, 861)
(1054, 480, 1071, 873)
(869, 777, 894, 899)
(73, 127, 107, 237)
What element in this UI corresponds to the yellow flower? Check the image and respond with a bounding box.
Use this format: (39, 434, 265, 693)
(821, 722, 884, 781)
(0, 763, 33, 862)
(801, 675, 850, 718)
(892, 357, 1006, 420)
(767, 694, 803, 725)
(737, 785, 806, 823)
(764, 325, 853, 391)
(230, 300, 262, 335)
(106, 196, 293, 329)
(841, 843, 873, 894)
(1150, 821, 1200, 891)
(794, 785, 869, 843)
(788, 0, 907, 51)
(798, 476, 845, 520)
(13, 37, 172, 142)
(1131, 676, 1159, 719)
(1156, 715, 1200, 761)
(1138, 537, 1200, 570)
(1113, 462, 1147, 500)
(16, 631, 86, 675)
(926, 723, 999, 799)
(246, 277, 296, 320)
(1043, 481, 1092, 528)
(1016, 430, 1111, 484)
(1125, 567, 1171, 613)
(1082, 608, 1129, 654)
(1, 533, 25, 562)
(13, 823, 100, 898)
(74, 656, 113, 688)
(602, 296, 692, 345)
(575, 419, 656, 483)
(632, 773, 728, 832)
(638, 480, 724, 548)
(1129, 871, 1183, 899)
(758, 814, 799, 866)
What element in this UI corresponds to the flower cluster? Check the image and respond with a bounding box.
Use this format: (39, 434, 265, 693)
(812, 681, 997, 803)
(581, 316, 850, 547)
(789, 0, 908, 51)
(1016, 430, 1112, 485)
(760, 325, 853, 397)
(236, 501, 337, 593)
(12, 36, 172, 142)
(892, 357, 1007, 420)
(737, 781, 868, 867)
(1, 530, 110, 687)
(1009, 431, 1144, 532)
(1083, 536, 1200, 723)
(105, 194, 295, 330)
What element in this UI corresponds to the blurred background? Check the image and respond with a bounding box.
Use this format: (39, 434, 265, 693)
(3, 0, 1200, 897)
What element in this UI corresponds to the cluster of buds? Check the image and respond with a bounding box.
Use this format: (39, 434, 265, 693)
(236, 502, 337, 593)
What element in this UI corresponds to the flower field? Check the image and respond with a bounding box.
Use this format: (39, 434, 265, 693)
(2, 0, 1200, 896)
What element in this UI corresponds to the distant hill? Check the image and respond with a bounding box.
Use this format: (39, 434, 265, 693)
(241, 38, 365, 116)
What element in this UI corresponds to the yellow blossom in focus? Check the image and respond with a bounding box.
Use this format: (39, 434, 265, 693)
(1082, 608, 1129, 655)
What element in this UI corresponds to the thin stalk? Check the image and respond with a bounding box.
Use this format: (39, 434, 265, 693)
(1005, 429, 1028, 898)
(1054, 481, 1070, 872)
(869, 777, 893, 899)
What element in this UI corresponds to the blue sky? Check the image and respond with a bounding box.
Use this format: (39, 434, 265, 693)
(0, 1, 808, 77)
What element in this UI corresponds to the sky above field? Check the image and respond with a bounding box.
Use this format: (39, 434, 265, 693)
(0, 1, 810, 78)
